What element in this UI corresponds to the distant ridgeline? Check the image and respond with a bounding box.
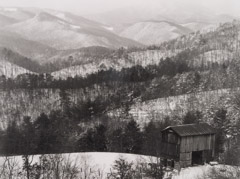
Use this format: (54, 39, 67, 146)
(0, 20, 240, 116)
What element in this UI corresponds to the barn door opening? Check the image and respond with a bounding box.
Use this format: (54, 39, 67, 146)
(192, 151, 203, 165)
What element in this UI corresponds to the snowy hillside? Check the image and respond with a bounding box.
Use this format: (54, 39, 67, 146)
(0, 7, 143, 63)
(115, 88, 239, 124)
(0, 59, 32, 78)
(51, 58, 132, 79)
(45, 10, 106, 30)
(192, 50, 234, 67)
(0, 7, 34, 21)
(0, 152, 238, 179)
(0, 13, 18, 27)
(0, 152, 156, 178)
(4, 12, 142, 51)
(87, 2, 236, 35)
(0, 30, 58, 62)
(181, 22, 217, 32)
(120, 21, 192, 45)
(0, 87, 114, 128)
(0, 89, 62, 129)
(0, 87, 238, 129)
(51, 49, 180, 79)
(172, 164, 240, 179)
(51, 20, 240, 79)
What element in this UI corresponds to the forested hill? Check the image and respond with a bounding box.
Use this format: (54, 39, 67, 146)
(51, 20, 240, 78)
(1, 20, 240, 78)
(1, 21, 240, 123)
(0, 20, 240, 165)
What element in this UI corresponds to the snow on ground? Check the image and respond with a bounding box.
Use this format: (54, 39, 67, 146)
(51, 57, 134, 79)
(3, 8, 17, 12)
(70, 24, 81, 29)
(173, 164, 240, 179)
(0, 152, 238, 178)
(120, 21, 185, 45)
(0, 59, 33, 78)
(55, 13, 67, 21)
(0, 152, 157, 178)
(128, 88, 237, 123)
(103, 26, 114, 31)
(172, 165, 212, 179)
(181, 22, 217, 33)
(52, 49, 180, 79)
(193, 49, 234, 67)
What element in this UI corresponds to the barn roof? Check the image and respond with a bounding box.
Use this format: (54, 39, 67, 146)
(162, 123, 216, 137)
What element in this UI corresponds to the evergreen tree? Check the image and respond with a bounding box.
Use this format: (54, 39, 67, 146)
(93, 124, 107, 151)
(77, 128, 95, 152)
(108, 128, 124, 152)
(182, 111, 201, 124)
(34, 113, 58, 153)
(111, 158, 134, 179)
(213, 108, 230, 158)
(123, 120, 143, 153)
(34, 113, 50, 153)
(21, 116, 36, 154)
(59, 89, 72, 116)
(3, 120, 22, 154)
(142, 121, 161, 156)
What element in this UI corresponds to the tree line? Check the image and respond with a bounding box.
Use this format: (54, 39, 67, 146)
(0, 53, 192, 90)
(1, 104, 239, 166)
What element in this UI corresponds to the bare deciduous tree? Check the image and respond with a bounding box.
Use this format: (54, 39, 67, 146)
(0, 156, 21, 179)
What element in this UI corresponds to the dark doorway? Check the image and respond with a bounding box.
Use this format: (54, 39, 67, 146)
(192, 151, 203, 165)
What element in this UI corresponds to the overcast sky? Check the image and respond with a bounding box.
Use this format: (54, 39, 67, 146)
(0, 0, 239, 16)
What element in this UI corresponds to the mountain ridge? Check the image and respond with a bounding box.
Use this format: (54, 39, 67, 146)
(120, 20, 192, 45)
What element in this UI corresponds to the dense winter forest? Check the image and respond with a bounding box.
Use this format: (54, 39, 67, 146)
(0, 11, 240, 179)
(0, 20, 240, 170)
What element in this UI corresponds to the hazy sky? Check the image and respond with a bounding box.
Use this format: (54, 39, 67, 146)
(0, 0, 239, 16)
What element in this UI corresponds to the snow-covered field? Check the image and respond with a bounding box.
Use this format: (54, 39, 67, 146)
(0, 152, 157, 178)
(0, 152, 238, 179)
(173, 164, 240, 179)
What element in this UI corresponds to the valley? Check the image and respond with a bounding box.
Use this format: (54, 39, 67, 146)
(0, 3, 240, 178)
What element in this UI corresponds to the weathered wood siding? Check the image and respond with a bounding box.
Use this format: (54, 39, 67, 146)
(161, 130, 180, 158)
(162, 142, 180, 159)
(179, 152, 192, 167)
(180, 134, 215, 153)
(179, 160, 192, 168)
(180, 152, 191, 161)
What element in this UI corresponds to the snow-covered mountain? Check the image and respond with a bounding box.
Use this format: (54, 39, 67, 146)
(88, 3, 235, 24)
(0, 7, 143, 64)
(87, 3, 237, 37)
(120, 21, 192, 45)
(0, 6, 237, 64)
(3, 11, 142, 51)
(0, 7, 35, 21)
(181, 22, 216, 32)
(0, 30, 58, 62)
(0, 13, 18, 27)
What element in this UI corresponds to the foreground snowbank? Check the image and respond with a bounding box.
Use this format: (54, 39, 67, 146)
(173, 164, 240, 179)
(0, 153, 239, 179)
(0, 152, 157, 178)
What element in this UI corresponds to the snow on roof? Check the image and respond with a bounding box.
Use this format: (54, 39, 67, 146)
(162, 123, 216, 137)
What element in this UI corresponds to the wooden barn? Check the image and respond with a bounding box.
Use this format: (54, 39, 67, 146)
(161, 123, 216, 168)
